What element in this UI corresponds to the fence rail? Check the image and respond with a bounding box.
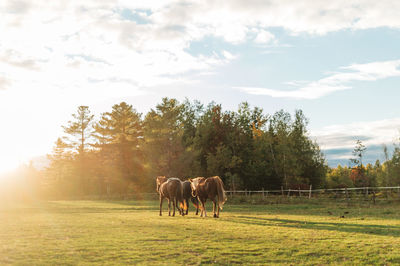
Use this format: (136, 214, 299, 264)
(222, 186, 400, 205)
(46, 186, 400, 202)
(226, 186, 400, 194)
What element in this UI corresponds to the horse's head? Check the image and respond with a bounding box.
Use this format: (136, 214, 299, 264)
(156, 176, 168, 192)
(189, 179, 197, 197)
(189, 177, 205, 197)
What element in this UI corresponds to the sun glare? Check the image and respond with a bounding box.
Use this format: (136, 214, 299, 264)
(0, 155, 21, 177)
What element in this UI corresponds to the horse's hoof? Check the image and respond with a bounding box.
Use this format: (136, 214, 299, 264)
(159, 214, 162, 216)
(213, 214, 217, 218)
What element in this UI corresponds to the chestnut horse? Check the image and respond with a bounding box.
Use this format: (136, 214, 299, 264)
(189, 176, 227, 218)
(156, 176, 187, 216)
(182, 180, 199, 215)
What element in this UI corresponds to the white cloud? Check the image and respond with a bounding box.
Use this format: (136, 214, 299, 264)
(238, 84, 350, 99)
(254, 30, 275, 44)
(148, 0, 400, 40)
(1, 0, 399, 100)
(222, 50, 236, 60)
(0, 76, 10, 90)
(238, 59, 400, 99)
(1, 0, 400, 172)
(311, 118, 400, 150)
(0, 0, 235, 98)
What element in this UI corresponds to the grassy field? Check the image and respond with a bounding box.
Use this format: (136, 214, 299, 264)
(1, 199, 400, 265)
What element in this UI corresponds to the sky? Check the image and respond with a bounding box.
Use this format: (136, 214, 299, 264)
(1, 0, 400, 173)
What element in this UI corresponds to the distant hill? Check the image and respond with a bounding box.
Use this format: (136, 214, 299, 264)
(323, 144, 391, 167)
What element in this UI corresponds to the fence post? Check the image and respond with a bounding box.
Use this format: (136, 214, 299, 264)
(345, 187, 350, 206)
(309, 185, 312, 199)
(262, 188, 265, 198)
(287, 188, 291, 197)
(245, 189, 248, 197)
(372, 190, 376, 205)
(298, 186, 301, 197)
(281, 186, 284, 196)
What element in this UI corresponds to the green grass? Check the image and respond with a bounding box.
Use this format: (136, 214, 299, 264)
(1, 199, 400, 265)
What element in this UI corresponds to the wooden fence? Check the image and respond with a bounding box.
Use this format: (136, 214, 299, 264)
(225, 186, 400, 204)
(60, 186, 400, 202)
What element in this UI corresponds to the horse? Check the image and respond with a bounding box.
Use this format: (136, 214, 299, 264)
(189, 176, 227, 218)
(156, 176, 168, 193)
(182, 180, 200, 215)
(157, 176, 187, 216)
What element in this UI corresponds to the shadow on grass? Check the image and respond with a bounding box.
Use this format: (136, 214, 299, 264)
(46, 207, 160, 213)
(38, 200, 203, 214)
(30, 201, 160, 213)
(232, 215, 400, 237)
(223, 203, 400, 221)
(104, 200, 201, 214)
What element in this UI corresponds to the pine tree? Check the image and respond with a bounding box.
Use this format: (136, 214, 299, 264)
(93, 102, 144, 192)
(144, 98, 195, 177)
(63, 106, 95, 156)
(349, 139, 367, 186)
(62, 106, 95, 194)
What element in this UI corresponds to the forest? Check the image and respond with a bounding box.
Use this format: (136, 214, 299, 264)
(3, 98, 400, 199)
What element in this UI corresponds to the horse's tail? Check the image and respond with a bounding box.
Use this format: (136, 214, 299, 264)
(215, 176, 227, 210)
(178, 181, 187, 211)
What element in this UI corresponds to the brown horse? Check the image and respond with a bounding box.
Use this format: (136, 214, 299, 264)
(189, 176, 227, 218)
(182, 180, 200, 215)
(157, 176, 187, 216)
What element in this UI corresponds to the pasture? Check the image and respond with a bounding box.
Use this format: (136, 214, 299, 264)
(1, 199, 400, 265)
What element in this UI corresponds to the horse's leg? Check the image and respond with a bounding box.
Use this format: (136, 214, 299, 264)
(185, 199, 189, 215)
(159, 196, 163, 216)
(168, 199, 171, 216)
(214, 194, 220, 218)
(202, 200, 207, 217)
(175, 198, 181, 216)
(172, 198, 176, 216)
(213, 199, 217, 218)
(199, 199, 204, 217)
(195, 198, 199, 215)
(217, 195, 220, 218)
(176, 198, 181, 215)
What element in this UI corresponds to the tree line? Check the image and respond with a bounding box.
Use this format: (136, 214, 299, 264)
(326, 141, 400, 189)
(40, 98, 326, 198)
(3, 98, 400, 200)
